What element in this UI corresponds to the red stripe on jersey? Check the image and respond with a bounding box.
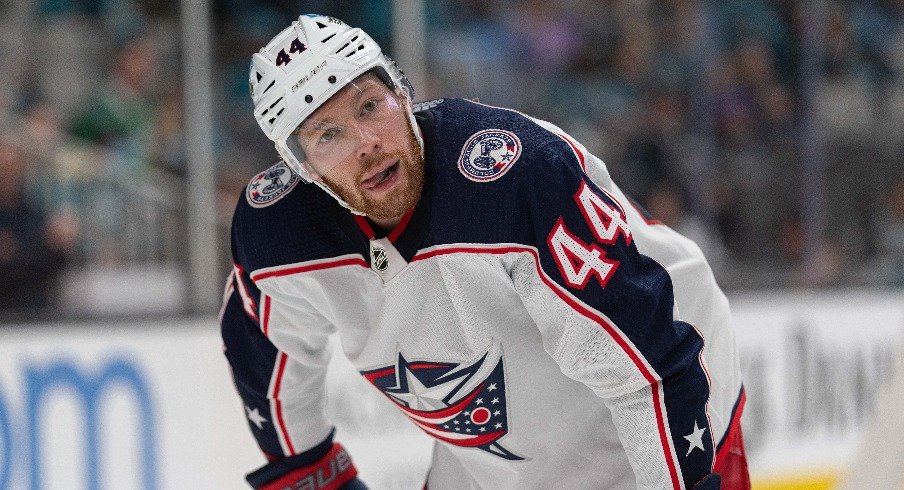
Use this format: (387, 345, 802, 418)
(233, 264, 260, 322)
(395, 383, 484, 420)
(363, 367, 396, 383)
(715, 390, 746, 466)
(272, 352, 296, 455)
(354, 215, 376, 239)
(413, 245, 681, 489)
(409, 363, 447, 370)
(261, 295, 272, 337)
(557, 133, 586, 171)
(251, 257, 368, 282)
(652, 381, 681, 487)
(388, 208, 415, 242)
(691, 324, 717, 470)
(353, 207, 414, 243)
(714, 390, 749, 489)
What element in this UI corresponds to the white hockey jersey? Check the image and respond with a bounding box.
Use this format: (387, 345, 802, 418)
(221, 98, 745, 489)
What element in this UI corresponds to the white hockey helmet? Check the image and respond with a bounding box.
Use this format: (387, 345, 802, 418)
(250, 14, 418, 185)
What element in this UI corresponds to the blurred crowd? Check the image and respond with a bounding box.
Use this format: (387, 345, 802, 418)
(0, 0, 902, 318)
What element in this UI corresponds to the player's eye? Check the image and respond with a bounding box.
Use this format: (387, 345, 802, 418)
(318, 127, 341, 144)
(361, 98, 379, 115)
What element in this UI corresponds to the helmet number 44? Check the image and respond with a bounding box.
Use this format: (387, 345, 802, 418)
(275, 38, 307, 67)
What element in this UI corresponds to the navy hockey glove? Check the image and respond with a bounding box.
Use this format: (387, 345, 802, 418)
(246, 440, 365, 490)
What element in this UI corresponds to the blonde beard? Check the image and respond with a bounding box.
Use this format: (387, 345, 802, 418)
(321, 120, 425, 222)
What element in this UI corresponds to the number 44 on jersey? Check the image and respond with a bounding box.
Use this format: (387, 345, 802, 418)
(547, 181, 633, 290)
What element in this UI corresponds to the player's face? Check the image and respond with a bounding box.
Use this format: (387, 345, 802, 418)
(294, 74, 424, 226)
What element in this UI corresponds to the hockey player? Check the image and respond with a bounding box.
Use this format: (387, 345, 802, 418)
(221, 13, 749, 490)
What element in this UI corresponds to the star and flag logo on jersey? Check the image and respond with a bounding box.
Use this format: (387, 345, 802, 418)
(361, 345, 524, 460)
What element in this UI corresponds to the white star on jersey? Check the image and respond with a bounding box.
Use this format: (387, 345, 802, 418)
(387, 364, 459, 411)
(684, 421, 707, 456)
(245, 406, 267, 430)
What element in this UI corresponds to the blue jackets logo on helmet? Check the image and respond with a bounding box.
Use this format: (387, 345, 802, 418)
(246, 161, 300, 208)
(458, 129, 521, 182)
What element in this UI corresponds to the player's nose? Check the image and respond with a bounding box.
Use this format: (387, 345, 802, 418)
(355, 125, 381, 160)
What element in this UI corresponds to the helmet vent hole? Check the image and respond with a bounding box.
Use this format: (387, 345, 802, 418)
(351, 36, 359, 42)
(305, 95, 313, 103)
(276, 108, 284, 117)
(268, 97, 282, 109)
(255, 72, 262, 82)
(328, 75, 336, 83)
(268, 117, 276, 124)
(263, 80, 276, 94)
(316, 21, 327, 29)
(336, 42, 350, 54)
(358, 45, 364, 51)
(322, 33, 336, 43)
(261, 108, 269, 116)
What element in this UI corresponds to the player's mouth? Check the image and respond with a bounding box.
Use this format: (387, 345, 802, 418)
(361, 160, 401, 192)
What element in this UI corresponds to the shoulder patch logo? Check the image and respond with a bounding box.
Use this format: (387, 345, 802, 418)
(412, 98, 444, 113)
(458, 129, 521, 182)
(246, 161, 300, 208)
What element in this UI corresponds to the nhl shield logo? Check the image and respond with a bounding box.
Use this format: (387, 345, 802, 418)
(458, 129, 522, 182)
(246, 161, 300, 208)
(361, 347, 524, 461)
(371, 245, 389, 272)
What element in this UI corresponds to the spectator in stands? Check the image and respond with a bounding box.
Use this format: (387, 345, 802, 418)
(0, 135, 79, 315)
(70, 33, 159, 175)
(5, 0, 896, 294)
(67, 33, 162, 264)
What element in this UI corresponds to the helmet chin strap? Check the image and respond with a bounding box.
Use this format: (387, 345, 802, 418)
(315, 92, 424, 219)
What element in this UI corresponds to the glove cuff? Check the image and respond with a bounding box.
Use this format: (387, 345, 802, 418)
(257, 443, 358, 490)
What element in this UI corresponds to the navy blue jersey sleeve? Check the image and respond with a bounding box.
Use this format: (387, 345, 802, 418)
(222, 193, 349, 487)
(512, 140, 714, 489)
(220, 262, 340, 483)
